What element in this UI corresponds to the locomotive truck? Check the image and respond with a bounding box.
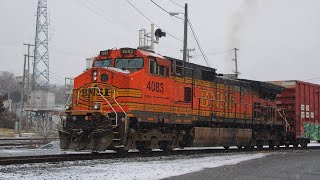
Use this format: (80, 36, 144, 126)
(59, 47, 297, 153)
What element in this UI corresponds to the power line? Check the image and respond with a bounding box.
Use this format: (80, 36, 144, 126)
(188, 17, 210, 67)
(126, 0, 183, 42)
(151, 0, 170, 14)
(168, 0, 184, 8)
(303, 77, 320, 81)
(193, 49, 234, 57)
(150, 0, 183, 20)
(126, 0, 155, 25)
(73, 0, 133, 34)
(51, 48, 87, 58)
(0, 42, 21, 45)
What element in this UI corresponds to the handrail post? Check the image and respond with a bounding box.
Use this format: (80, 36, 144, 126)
(112, 90, 128, 133)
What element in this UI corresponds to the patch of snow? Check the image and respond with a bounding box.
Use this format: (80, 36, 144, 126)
(0, 153, 267, 180)
(38, 140, 60, 149)
(105, 67, 130, 74)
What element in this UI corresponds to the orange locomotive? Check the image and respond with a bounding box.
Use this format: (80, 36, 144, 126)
(59, 47, 285, 152)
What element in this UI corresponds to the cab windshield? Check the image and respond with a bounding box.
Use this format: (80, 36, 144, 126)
(93, 59, 112, 67)
(115, 58, 144, 71)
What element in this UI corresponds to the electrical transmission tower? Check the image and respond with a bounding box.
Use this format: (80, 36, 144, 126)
(33, 0, 49, 90)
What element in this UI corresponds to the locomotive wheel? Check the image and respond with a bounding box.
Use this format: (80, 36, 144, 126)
(223, 146, 230, 150)
(285, 144, 290, 148)
(257, 144, 263, 149)
(137, 142, 151, 154)
(159, 142, 173, 153)
(300, 141, 308, 148)
(237, 146, 243, 149)
(115, 148, 129, 155)
(293, 143, 299, 148)
(268, 145, 274, 149)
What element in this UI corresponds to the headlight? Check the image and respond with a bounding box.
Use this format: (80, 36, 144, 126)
(93, 103, 100, 110)
(65, 105, 70, 109)
(92, 70, 98, 81)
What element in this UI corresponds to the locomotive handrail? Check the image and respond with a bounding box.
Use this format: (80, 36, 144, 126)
(88, 87, 118, 127)
(65, 90, 73, 107)
(112, 89, 128, 133)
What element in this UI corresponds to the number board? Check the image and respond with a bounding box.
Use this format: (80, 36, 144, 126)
(100, 50, 109, 56)
(147, 81, 164, 93)
(121, 48, 135, 55)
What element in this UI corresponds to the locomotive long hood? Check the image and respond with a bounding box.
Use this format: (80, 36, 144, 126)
(239, 79, 284, 99)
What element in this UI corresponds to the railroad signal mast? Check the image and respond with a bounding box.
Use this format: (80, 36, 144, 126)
(138, 24, 166, 51)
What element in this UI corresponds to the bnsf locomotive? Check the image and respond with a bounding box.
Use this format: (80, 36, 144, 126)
(59, 47, 296, 153)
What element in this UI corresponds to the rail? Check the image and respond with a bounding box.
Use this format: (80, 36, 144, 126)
(0, 138, 59, 147)
(1, 145, 317, 165)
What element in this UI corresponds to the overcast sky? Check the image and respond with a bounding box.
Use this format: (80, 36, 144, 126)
(1, 0, 320, 85)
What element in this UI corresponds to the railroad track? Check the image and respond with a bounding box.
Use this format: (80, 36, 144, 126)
(1, 146, 319, 166)
(0, 138, 59, 147)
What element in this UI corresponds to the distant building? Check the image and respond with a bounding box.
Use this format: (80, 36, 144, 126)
(2, 99, 12, 112)
(27, 90, 56, 111)
(0, 71, 10, 76)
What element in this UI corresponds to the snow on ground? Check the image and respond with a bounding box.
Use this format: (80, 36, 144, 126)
(307, 141, 320, 147)
(0, 152, 268, 180)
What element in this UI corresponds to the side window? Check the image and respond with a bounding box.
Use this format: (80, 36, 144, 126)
(253, 102, 261, 118)
(165, 67, 169, 76)
(175, 61, 184, 75)
(159, 66, 165, 76)
(149, 59, 168, 77)
(149, 59, 155, 74)
(184, 87, 192, 102)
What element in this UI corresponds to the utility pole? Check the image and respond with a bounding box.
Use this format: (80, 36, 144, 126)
(23, 43, 34, 133)
(181, 48, 195, 62)
(182, 3, 188, 62)
(19, 55, 27, 136)
(187, 48, 195, 62)
(233, 48, 239, 78)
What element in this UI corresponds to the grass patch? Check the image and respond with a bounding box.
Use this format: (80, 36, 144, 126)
(0, 128, 15, 137)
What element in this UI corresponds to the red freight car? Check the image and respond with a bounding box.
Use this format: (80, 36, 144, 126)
(269, 80, 320, 147)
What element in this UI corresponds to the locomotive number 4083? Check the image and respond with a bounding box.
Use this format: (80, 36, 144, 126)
(147, 81, 164, 92)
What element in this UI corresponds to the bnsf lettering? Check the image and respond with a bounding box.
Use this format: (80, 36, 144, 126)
(147, 81, 164, 93)
(81, 88, 109, 97)
(200, 88, 236, 110)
